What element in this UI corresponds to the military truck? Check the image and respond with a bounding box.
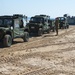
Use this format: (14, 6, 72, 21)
(0, 14, 29, 47)
(27, 15, 50, 36)
(58, 17, 69, 29)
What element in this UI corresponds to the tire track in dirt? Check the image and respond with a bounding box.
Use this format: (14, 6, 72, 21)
(22, 67, 75, 75)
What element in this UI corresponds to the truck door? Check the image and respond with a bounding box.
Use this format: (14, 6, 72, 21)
(14, 19, 20, 38)
(19, 18, 25, 36)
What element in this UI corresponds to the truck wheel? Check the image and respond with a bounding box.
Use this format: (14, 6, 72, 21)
(23, 32, 29, 42)
(67, 25, 69, 29)
(47, 29, 50, 33)
(65, 26, 67, 29)
(3, 35, 12, 47)
(52, 27, 55, 32)
(38, 28, 43, 36)
(59, 26, 61, 29)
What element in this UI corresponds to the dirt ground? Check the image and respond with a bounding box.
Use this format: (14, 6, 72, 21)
(0, 26, 75, 75)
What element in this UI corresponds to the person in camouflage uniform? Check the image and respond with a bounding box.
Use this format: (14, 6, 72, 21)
(55, 17, 59, 36)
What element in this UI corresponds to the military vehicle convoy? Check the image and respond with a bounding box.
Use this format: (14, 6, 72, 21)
(0, 14, 29, 47)
(58, 17, 69, 29)
(0, 13, 70, 47)
(27, 15, 51, 36)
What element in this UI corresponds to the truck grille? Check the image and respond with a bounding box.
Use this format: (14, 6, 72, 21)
(29, 24, 39, 32)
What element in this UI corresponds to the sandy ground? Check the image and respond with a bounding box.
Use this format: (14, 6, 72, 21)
(0, 26, 75, 75)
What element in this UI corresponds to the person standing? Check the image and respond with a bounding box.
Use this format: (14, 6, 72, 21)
(55, 17, 59, 36)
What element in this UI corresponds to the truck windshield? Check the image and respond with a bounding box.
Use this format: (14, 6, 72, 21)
(4, 19, 12, 25)
(30, 17, 43, 23)
(60, 18, 65, 21)
(0, 18, 13, 27)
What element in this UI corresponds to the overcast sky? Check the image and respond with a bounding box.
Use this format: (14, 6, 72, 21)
(0, 0, 75, 18)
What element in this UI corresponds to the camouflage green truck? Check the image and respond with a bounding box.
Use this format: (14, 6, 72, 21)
(27, 15, 51, 36)
(58, 17, 69, 29)
(0, 14, 29, 47)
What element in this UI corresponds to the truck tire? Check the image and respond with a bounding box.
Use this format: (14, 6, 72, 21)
(3, 35, 12, 47)
(65, 26, 67, 29)
(67, 25, 69, 29)
(59, 26, 61, 29)
(38, 28, 43, 36)
(23, 32, 29, 42)
(52, 27, 55, 32)
(47, 29, 50, 33)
